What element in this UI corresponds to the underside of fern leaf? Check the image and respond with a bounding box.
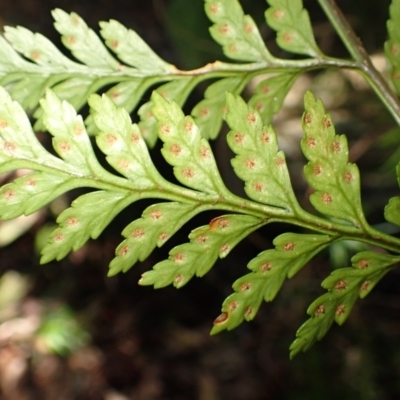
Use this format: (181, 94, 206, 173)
(0, 0, 399, 359)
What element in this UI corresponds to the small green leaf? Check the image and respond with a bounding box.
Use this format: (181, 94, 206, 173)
(205, 0, 273, 62)
(100, 19, 173, 73)
(109, 202, 201, 276)
(265, 0, 323, 57)
(211, 233, 332, 334)
(248, 72, 299, 125)
(192, 76, 248, 140)
(301, 91, 366, 228)
(52, 9, 120, 71)
(139, 77, 201, 147)
(0, 172, 77, 220)
(41, 191, 137, 263)
(385, 0, 400, 94)
(385, 196, 400, 226)
(139, 214, 263, 288)
(290, 251, 400, 357)
(3, 25, 87, 70)
(89, 93, 162, 187)
(151, 91, 228, 195)
(40, 89, 103, 175)
(225, 92, 298, 210)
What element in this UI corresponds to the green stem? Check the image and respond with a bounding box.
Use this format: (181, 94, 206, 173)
(317, 0, 400, 126)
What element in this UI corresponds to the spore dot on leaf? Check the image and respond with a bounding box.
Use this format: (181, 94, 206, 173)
(170, 143, 182, 156)
(3, 189, 15, 200)
(314, 304, 325, 316)
(159, 232, 168, 242)
(219, 24, 230, 34)
(30, 51, 41, 60)
(276, 157, 285, 167)
(174, 274, 184, 284)
(220, 243, 230, 254)
(244, 22, 253, 33)
(173, 253, 185, 263)
(109, 39, 119, 49)
(184, 121, 193, 132)
(335, 280, 347, 291)
(307, 137, 316, 147)
(323, 117, 332, 129)
(200, 108, 210, 117)
(228, 301, 238, 311)
(313, 164, 322, 175)
(150, 210, 163, 220)
(282, 33, 293, 43)
(3, 142, 16, 153)
(245, 158, 256, 169)
(196, 235, 208, 244)
(245, 307, 253, 318)
(234, 132, 245, 144)
(336, 304, 346, 316)
(105, 134, 117, 146)
(247, 112, 257, 124)
(332, 141, 341, 153)
(131, 133, 140, 144)
(66, 36, 77, 45)
(283, 242, 295, 251)
(260, 262, 272, 272)
(357, 259, 370, 269)
(58, 141, 71, 152)
(254, 182, 263, 192)
(118, 159, 130, 170)
(132, 228, 145, 238)
(261, 131, 270, 143)
(240, 282, 251, 292)
(213, 312, 229, 326)
(67, 217, 79, 226)
(182, 168, 195, 179)
(344, 171, 353, 183)
(321, 193, 332, 204)
(160, 124, 171, 135)
(304, 113, 312, 125)
(119, 245, 130, 256)
(200, 146, 210, 158)
(360, 280, 370, 291)
(25, 178, 36, 187)
(0, 119, 8, 128)
(53, 233, 64, 243)
(273, 9, 284, 19)
(229, 44, 238, 53)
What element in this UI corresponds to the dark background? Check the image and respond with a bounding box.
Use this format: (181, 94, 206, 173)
(0, 1, 399, 399)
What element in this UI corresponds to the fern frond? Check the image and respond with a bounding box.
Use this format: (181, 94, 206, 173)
(265, 0, 323, 57)
(290, 251, 400, 358)
(385, 0, 400, 94)
(211, 233, 333, 334)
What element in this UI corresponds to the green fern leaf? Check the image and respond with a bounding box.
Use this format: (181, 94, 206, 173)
(248, 72, 299, 125)
(151, 91, 229, 195)
(89, 93, 162, 187)
(99, 19, 173, 73)
(211, 233, 332, 334)
(301, 91, 366, 228)
(192, 76, 249, 140)
(52, 9, 120, 70)
(108, 202, 203, 276)
(139, 214, 263, 288)
(384, 163, 400, 225)
(265, 0, 323, 57)
(225, 92, 299, 210)
(41, 191, 137, 263)
(385, 0, 400, 94)
(290, 251, 400, 358)
(138, 77, 203, 147)
(205, 0, 273, 62)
